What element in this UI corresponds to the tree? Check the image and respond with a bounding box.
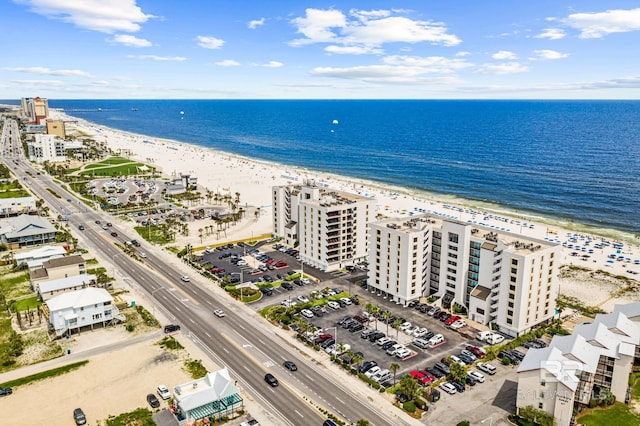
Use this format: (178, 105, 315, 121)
(351, 353, 363, 370)
(371, 305, 381, 330)
(392, 318, 403, 338)
(399, 374, 420, 400)
(448, 361, 467, 384)
(383, 310, 392, 335)
(365, 303, 374, 326)
(390, 362, 401, 385)
(356, 420, 370, 426)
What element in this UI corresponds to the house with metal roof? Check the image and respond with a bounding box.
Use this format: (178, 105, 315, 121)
(0, 196, 36, 217)
(38, 274, 97, 301)
(30, 254, 87, 291)
(14, 244, 67, 269)
(516, 301, 640, 426)
(46, 287, 123, 337)
(172, 367, 243, 424)
(0, 213, 57, 249)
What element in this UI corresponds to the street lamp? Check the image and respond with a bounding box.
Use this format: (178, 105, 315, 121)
(326, 326, 338, 352)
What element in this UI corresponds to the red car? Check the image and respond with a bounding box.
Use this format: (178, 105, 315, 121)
(445, 315, 461, 325)
(266, 259, 276, 265)
(211, 267, 225, 273)
(466, 345, 486, 358)
(275, 261, 288, 268)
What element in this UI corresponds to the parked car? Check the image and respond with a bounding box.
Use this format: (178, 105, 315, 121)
(439, 382, 457, 395)
(477, 362, 497, 375)
(264, 373, 279, 387)
(163, 324, 180, 333)
(364, 366, 381, 378)
(359, 360, 377, 373)
(468, 370, 486, 383)
(327, 301, 340, 310)
(147, 393, 160, 408)
(73, 408, 87, 425)
(0, 387, 13, 396)
(154, 385, 170, 400)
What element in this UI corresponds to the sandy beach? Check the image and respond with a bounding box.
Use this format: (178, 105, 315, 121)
(52, 110, 640, 310)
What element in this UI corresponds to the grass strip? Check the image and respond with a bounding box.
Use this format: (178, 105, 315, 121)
(0, 360, 89, 388)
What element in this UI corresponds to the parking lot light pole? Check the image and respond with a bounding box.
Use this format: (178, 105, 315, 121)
(326, 326, 338, 350)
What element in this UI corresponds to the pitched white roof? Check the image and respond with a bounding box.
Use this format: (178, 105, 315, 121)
(573, 321, 623, 358)
(548, 334, 599, 373)
(39, 274, 97, 294)
(596, 311, 640, 343)
(46, 287, 112, 312)
(14, 245, 66, 262)
(614, 302, 640, 321)
(174, 367, 239, 412)
(518, 346, 579, 391)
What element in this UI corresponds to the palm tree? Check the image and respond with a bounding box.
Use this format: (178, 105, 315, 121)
(198, 228, 204, 243)
(235, 191, 241, 203)
(383, 310, 392, 335)
(336, 342, 346, 357)
(399, 374, 420, 401)
(351, 353, 363, 371)
(392, 318, 403, 339)
(344, 349, 354, 365)
(365, 303, 374, 326)
(390, 362, 401, 385)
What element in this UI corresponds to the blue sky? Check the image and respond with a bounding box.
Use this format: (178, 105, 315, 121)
(2, 0, 640, 99)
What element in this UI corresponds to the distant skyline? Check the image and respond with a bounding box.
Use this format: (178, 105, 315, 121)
(2, 0, 640, 99)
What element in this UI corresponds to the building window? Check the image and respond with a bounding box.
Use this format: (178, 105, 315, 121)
(541, 379, 545, 386)
(476, 308, 485, 314)
(538, 402, 543, 409)
(512, 259, 518, 265)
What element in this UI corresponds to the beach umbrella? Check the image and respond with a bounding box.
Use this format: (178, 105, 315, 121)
(607, 260, 614, 264)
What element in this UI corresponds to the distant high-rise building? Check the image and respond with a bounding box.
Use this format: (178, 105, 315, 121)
(22, 97, 49, 124)
(46, 119, 66, 139)
(272, 180, 376, 272)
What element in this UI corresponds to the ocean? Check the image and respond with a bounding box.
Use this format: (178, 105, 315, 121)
(9, 99, 640, 235)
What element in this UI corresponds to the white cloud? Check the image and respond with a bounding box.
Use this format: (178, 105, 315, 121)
(382, 55, 474, 73)
(110, 34, 152, 47)
(5, 66, 93, 77)
(475, 62, 529, 75)
(197, 36, 225, 49)
(127, 55, 186, 61)
(248, 17, 265, 29)
(290, 8, 461, 53)
(533, 49, 569, 60)
(325, 45, 383, 55)
(492, 50, 517, 60)
(310, 65, 461, 85)
(16, 0, 154, 33)
(12, 79, 65, 86)
(534, 28, 566, 40)
(254, 61, 283, 68)
(456, 51, 471, 57)
(564, 7, 640, 39)
(215, 59, 240, 67)
(290, 8, 346, 46)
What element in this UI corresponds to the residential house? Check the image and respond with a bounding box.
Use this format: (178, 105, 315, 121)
(0, 197, 37, 217)
(0, 213, 57, 249)
(38, 274, 98, 301)
(14, 245, 67, 269)
(30, 254, 87, 292)
(46, 287, 123, 337)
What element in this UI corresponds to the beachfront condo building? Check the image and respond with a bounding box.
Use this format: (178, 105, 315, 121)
(367, 214, 561, 337)
(27, 134, 82, 163)
(516, 302, 640, 426)
(272, 180, 376, 272)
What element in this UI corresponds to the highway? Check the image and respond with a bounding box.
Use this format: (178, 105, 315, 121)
(0, 118, 411, 426)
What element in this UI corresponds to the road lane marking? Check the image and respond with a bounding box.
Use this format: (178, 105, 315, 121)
(294, 410, 303, 418)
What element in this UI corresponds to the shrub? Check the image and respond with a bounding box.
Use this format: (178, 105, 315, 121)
(502, 356, 512, 365)
(456, 422, 470, 426)
(403, 401, 416, 413)
(413, 397, 427, 410)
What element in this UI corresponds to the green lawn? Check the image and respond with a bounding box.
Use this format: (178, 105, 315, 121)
(577, 403, 640, 425)
(0, 190, 30, 199)
(10, 295, 41, 312)
(134, 225, 174, 245)
(80, 163, 148, 176)
(83, 157, 133, 168)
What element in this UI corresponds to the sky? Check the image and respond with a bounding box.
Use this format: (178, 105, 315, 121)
(2, 0, 640, 99)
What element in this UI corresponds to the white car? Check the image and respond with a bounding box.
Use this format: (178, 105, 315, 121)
(298, 295, 310, 303)
(364, 366, 381, 378)
(139, 252, 147, 258)
(214, 309, 225, 317)
(340, 297, 352, 305)
(180, 275, 190, 282)
(477, 362, 497, 375)
(468, 370, 485, 383)
(386, 344, 403, 356)
(398, 322, 412, 332)
(439, 382, 457, 395)
(404, 325, 417, 335)
(300, 277, 311, 284)
(376, 337, 392, 346)
(236, 260, 248, 266)
(413, 327, 428, 338)
(395, 348, 412, 359)
(300, 309, 314, 319)
(157, 384, 171, 400)
(449, 355, 466, 366)
(327, 301, 340, 310)
(450, 320, 467, 330)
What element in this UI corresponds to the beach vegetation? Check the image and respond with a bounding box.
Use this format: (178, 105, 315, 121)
(184, 358, 207, 379)
(103, 408, 155, 426)
(158, 335, 184, 351)
(0, 360, 89, 388)
(511, 406, 556, 426)
(556, 294, 606, 318)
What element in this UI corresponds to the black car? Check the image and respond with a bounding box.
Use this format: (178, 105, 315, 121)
(265, 373, 279, 387)
(459, 353, 475, 364)
(0, 387, 12, 396)
(427, 367, 444, 379)
(359, 360, 378, 373)
(320, 338, 335, 348)
(147, 393, 160, 408)
(78, 225, 85, 231)
(349, 323, 364, 333)
(381, 340, 397, 350)
(73, 408, 87, 425)
(163, 324, 181, 333)
(283, 360, 297, 371)
(395, 391, 409, 403)
(368, 332, 385, 342)
(451, 381, 465, 393)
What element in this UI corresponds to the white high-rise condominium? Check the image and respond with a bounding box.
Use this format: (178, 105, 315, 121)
(272, 180, 376, 272)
